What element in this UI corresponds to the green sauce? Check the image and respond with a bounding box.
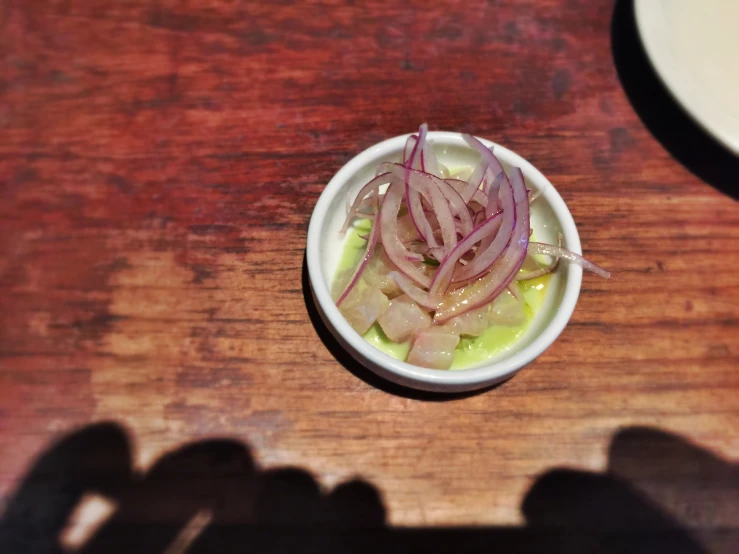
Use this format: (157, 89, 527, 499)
(335, 221, 551, 370)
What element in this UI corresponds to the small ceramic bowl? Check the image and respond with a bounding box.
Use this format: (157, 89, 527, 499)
(306, 131, 582, 392)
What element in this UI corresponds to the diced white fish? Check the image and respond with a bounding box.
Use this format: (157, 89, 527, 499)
(340, 286, 390, 335)
(488, 289, 526, 326)
(362, 248, 402, 297)
(440, 303, 490, 337)
(378, 294, 431, 342)
(408, 329, 460, 369)
(441, 290, 525, 337)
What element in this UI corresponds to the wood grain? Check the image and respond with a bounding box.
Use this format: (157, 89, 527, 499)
(1, 0, 737, 552)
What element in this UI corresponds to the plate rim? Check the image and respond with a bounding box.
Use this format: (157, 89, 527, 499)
(634, 0, 739, 154)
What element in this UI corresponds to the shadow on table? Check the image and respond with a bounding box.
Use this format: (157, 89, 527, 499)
(1, 424, 735, 554)
(611, 0, 739, 200)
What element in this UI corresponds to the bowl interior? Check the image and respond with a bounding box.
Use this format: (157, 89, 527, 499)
(314, 132, 580, 373)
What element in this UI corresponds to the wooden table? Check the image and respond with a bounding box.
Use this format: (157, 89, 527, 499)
(1, 0, 737, 552)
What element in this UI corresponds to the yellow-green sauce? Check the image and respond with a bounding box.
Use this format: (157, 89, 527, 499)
(336, 220, 551, 370)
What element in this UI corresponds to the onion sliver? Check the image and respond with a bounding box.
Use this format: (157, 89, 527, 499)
(484, 170, 505, 214)
(380, 181, 432, 288)
(421, 141, 440, 176)
(408, 123, 427, 169)
(453, 172, 515, 283)
(397, 167, 473, 239)
(376, 166, 436, 247)
(387, 165, 457, 257)
(403, 135, 418, 166)
(434, 166, 530, 323)
(518, 234, 562, 280)
(402, 126, 439, 248)
(462, 162, 486, 204)
(527, 242, 611, 278)
(431, 175, 473, 237)
(428, 210, 503, 297)
(405, 179, 438, 247)
(336, 195, 381, 306)
(427, 246, 445, 261)
(341, 172, 392, 234)
(507, 279, 524, 301)
(390, 271, 440, 310)
(462, 134, 510, 218)
(447, 178, 488, 208)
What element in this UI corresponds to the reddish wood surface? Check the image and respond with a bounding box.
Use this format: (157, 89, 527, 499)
(1, 0, 737, 552)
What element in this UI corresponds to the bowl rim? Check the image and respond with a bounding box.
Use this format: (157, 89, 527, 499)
(306, 131, 583, 389)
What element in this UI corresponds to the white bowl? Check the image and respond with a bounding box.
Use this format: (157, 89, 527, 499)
(306, 131, 582, 393)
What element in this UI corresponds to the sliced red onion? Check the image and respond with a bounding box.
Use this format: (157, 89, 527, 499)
(396, 168, 474, 238)
(462, 162, 486, 204)
(462, 134, 510, 218)
(507, 279, 523, 301)
(403, 135, 418, 166)
(387, 164, 457, 256)
(461, 163, 499, 211)
(400, 125, 427, 243)
(337, 127, 610, 368)
(408, 123, 427, 169)
(428, 210, 503, 297)
(377, 164, 437, 246)
(527, 242, 611, 278)
(390, 271, 441, 310)
(379, 180, 432, 288)
(453, 173, 515, 283)
(445, 178, 465, 191)
(421, 140, 440, 177)
(406, 241, 429, 255)
(517, 259, 557, 281)
(517, 234, 562, 280)
(356, 194, 385, 213)
(341, 172, 392, 234)
(427, 246, 445, 261)
(336, 194, 381, 306)
(484, 169, 505, 214)
(405, 181, 438, 247)
(401, 126, 441, 248)
(446, 178, 488, 208)
(431, 175, 473, 237)
(425, 182, 457, 256)
(434, 166, 530, 323)
(472, 209, 486, 227)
